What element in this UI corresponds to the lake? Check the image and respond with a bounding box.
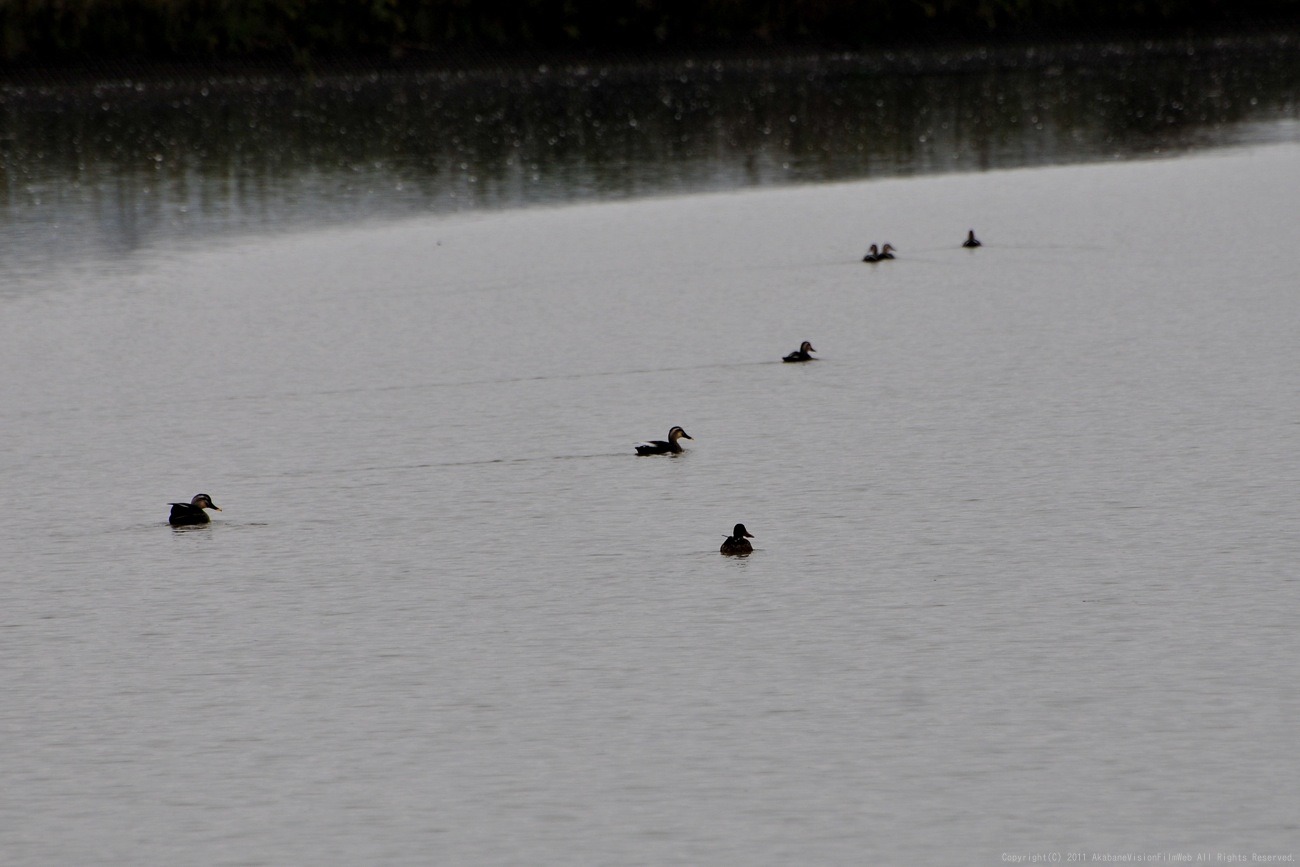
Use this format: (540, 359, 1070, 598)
(2, 37, 1299, 866)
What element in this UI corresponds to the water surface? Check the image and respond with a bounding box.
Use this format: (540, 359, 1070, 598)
(2, 32, 1297, 275)
(2, 140, 1298, 863)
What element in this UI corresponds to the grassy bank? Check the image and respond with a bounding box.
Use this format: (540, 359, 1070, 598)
(2, 0, 1298, 67)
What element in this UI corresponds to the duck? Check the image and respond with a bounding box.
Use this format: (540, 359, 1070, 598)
(963, 230, 981, 248)
(862, 244, 881, 263)
(169, 493, 221, 526)
(783, 341, 816, 363)
(877, 243, 896, 260)
(720, 523, 754, 556)
(635, 426, 693, 455)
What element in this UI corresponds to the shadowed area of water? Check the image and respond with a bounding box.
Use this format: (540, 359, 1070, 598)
(1, 33, 1297, 274)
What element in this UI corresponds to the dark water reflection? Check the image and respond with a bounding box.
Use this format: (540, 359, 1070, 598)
(1, 33, 1297, 265)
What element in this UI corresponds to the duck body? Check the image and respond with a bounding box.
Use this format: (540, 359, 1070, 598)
(635, 426, 693, 455)
(783, 341, 816, 363)
(963, 230, 981, 248)
(720, 523, 754, 556)
(169, 493, 221, 526)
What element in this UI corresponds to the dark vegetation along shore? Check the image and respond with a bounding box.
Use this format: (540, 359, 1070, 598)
(2, 0, 1299, 69)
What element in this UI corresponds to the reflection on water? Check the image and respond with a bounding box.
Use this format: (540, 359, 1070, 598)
(1, 33, 1297, 265)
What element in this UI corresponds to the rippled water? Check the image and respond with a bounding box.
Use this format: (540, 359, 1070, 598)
(3, 40, 1300, 865)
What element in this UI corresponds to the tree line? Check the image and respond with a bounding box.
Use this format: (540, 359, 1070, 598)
(2, 0, 1297, 66)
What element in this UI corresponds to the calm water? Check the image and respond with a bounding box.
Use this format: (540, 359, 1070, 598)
(3, 43, 1300, 866)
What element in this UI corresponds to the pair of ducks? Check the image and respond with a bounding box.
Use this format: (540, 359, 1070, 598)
(637, 338, 813, 450)
(173, 485, 755, 556)
(862, 243, 896, 262)
(634, 434, 755, 556)
(864, 231, 980, 262)
(635, 337, 816, 454)
(172, 487, 755, 555)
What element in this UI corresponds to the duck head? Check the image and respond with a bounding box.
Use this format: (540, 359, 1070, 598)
(192, 493, 221, 511)
(731, 524, 754, 540)
(668, 426, 693, 443)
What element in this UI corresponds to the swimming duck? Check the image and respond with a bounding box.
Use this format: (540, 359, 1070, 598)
(862, 244, 881, 263)
(963, 230, 981, 248)
(877, 243, 896, 260)
(635, 426, 693, 455)
(169, 493, 221, 526)
(720, 523, 754, 556)
(783, 341, 816, 363)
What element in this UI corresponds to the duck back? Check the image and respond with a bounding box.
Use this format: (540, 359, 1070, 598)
(720, 536, 753, 555)
(169, 503, 210, 526)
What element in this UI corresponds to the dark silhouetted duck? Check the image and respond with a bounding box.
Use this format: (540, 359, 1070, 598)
(862, 244, 881, 262)
(963, 230, 981, 248)
(169, 493, 221, 526)
(783, 341, 816, 363)
(720, 524, 754, 556)
(635, 426, 693, 455)
(877, 243, 896, 260)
